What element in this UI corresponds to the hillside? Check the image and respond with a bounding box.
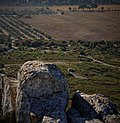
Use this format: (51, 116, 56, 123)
(0, 4, 120, 123)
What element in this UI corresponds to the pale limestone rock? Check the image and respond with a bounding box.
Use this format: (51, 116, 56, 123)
(29, 112, 41, 123)
(70, 118, 103, 123)
(103, 114, 120, 123)
(16, 61, 68, 123)
(1, 75, 17, 116)
(42, 116, 60, 123)
(67, 92, 119, 123)
(85, 119, 103, 123)
(78, 93, 119, 118)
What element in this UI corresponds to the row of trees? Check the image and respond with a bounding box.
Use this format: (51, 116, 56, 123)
(0, 16, 52, 41)
(0, 0, 120, 5)
(68, 4, 98, 11)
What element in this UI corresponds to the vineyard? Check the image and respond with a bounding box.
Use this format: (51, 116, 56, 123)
(0, 16, 53, 41)
(0, 7, 58, 16)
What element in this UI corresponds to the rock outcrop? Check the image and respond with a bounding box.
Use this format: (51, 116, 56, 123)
(0, 74, 17, 116)
(1, 61, 120, 123)
(67, 92, 120, 123)
(42, 116, 60, 123)
(16, 61, 68, 123)
(0, 73, 17, 123)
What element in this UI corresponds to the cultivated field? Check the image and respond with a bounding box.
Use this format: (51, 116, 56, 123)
(21, 11, 120, 41)
(19, 5, 120, 41)
(0, 5, 120, 41)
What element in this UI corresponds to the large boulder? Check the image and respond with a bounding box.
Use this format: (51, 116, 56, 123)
(67, 92, 119, 123)
(16, 61, 68, 123)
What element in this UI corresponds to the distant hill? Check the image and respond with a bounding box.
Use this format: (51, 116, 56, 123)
(0, 0, 120, 5)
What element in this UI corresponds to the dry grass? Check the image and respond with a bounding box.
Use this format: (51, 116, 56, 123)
(21, 10, 120, 41)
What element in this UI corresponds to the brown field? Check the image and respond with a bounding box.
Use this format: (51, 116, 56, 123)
(1, 5, 120, 41)
(22, 12, 120, 41)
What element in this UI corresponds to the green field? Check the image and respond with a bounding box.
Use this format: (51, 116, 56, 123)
(0, 40, 120, 111)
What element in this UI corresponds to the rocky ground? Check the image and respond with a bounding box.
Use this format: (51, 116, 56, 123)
(0, 61, 120, 123)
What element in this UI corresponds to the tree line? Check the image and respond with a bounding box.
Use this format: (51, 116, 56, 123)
(0, 0, 120, 5)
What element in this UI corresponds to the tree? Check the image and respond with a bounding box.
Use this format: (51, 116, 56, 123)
(8, 42, 12, 49)
(79, 4, 87, 11)
(101, 6, 104, 12)
(7, 37, 12, 42)
(91, 4, 98, 11)
(68, 7, 72, 11)
(0, 37, 4, 44)
(0, 62, 4, 68)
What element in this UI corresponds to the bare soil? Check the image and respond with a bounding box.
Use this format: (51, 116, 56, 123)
(22, 11, 120, 41)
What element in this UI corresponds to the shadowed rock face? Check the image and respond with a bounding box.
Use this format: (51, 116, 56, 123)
(16, 61, 68, 123)
(67, 92, 120, 123)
